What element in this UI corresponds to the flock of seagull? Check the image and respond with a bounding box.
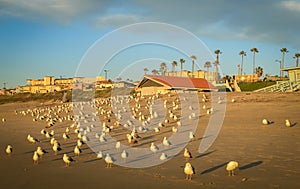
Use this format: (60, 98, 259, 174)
(1, 92, 294, 180)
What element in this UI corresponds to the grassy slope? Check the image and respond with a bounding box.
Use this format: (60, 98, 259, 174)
(238, 81, 276, 91)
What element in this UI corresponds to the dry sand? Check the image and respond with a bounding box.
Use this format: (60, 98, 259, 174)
(0, 92, 300, 189)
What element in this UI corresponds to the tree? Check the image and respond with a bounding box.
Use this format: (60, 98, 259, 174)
(179, 58, 185, 77)
(214, 49, 222, 82)
(116, 77, 122, 81)
(293, 53, 300, 67)
(255, 66, 263, 78)
(250, 48, 259, 76)
(280, 48, 288, 78)
(204, 61, 212, 79)
(160, 62, 167, 76)
(151, 69, 159, 75)
(190, 55, 197, 76)
(239, 50, 246, 75)
(204, 61, 212, 72)
(171, 61, 178, 76)
(143, 68, 149, 75)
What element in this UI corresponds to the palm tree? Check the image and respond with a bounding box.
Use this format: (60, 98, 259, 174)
(214, 49, 222, 82)
(171, 61, 178, 76)
(151, 69, 159, 75)
(250, 48, 259, 76)
(280, 48, 288, 78)
(255, 66, 263, 78)
(190, 55, 197, 76)
(239, 50, 246, 75)
(160, 62, 167, 76)
(143, 68, 149, 75)
(294, 53, 300, 67)
(179, 58, 185, 77)
(204, 61, 212, 79)
(204, 61, 212, 72)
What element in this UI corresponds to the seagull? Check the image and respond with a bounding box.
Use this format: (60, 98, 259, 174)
(45, 132, 53, 139)
(27, 134, 39, 143)
(163, 137, 171, 147)
(262, 119, 270, 125)
(52, 142, 61, 155)
(5, 145, 12, 155)
(172, 126, 178, 133)
(115, 141, 121, 151)
(63, 154, 74, 167)
(154, 127, 160, 133)
(36, 146, 47, 156)
(74, 146, 82, 156)
(226, 161, 239, 176)
(96, 151, 103, 159)
(184, 162, 195, 180)
(77, 139, 83, 147)
(40, 129, 46, 135)
(104, 153, 114, 168)
(189, 132, 195, 141)
(121, 150, 128, 162)
(33, 151, 39, 164)
(184, 148, 192, 160)
(285, 119, 291, 127)
(150, 143, 159, 153)
(62, 133, 70, 140)
(50, 138, 56, 145)
(160, 153, 167, 160)
(1, 118, 6, 123)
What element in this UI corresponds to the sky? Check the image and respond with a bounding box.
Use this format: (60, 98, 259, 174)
(1, 0, 300, 88)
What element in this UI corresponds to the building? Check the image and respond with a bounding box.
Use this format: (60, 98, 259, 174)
(233, 74, 260, 83)
(164, 70, 216, 83)
(18, 75, 107, 93)
(135, 75, 216, 96)
(281, 67, 300, 83)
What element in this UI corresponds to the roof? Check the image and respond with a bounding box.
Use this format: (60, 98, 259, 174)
(281, 67, 300, 71)
(136, 75, 216, 90)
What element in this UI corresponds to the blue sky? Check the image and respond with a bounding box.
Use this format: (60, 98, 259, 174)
(1, 0, 300, 88)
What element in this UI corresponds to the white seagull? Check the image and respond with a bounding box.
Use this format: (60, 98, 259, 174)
(6, 145, 12, 155)
(104, 153, 114, 168)
(150, 143, 159, 153)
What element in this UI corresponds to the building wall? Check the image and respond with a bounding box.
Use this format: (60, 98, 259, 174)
(287, 69, 300, 82)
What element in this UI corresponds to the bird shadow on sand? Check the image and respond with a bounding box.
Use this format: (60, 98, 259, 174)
(201, 162, 228, 175)
(239, 161, 263, 170)
(195, 150, 216, 159)
(290, 122, 297, 127)
(83, 158, 100, 163)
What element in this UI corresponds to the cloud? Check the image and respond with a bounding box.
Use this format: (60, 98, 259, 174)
(94, 14, 141, 29)
(281, 0, 300, 12)
(1, 0, 300, 47)
(0, 0, 111, 23)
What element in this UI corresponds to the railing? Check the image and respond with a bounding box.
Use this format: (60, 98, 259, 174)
(254, 79, 300, 92)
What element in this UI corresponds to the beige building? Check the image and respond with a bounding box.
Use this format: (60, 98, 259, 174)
(18, 75, 106, 93)
(282, 67, 300, 83)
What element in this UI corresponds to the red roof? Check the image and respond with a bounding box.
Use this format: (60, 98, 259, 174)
(138, 75, 216, 90)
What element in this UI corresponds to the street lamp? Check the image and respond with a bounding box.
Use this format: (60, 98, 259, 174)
(275, 60, 282, 79)
(104, 69, 109, 80)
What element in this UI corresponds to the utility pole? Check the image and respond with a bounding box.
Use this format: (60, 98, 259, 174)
(3, 82, 6, 89)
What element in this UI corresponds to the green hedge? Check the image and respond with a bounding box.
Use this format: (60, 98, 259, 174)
(238, 81, 276, 91)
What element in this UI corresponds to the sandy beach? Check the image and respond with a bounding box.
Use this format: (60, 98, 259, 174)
(0, 92, 300, 189)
